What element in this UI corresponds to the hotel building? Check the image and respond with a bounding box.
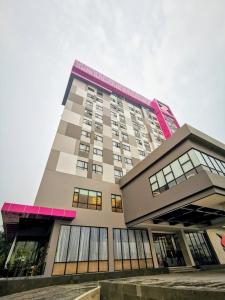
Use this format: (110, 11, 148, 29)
(2, 61, 225, 277)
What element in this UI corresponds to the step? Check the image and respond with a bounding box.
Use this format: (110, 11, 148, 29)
(169, 266, 199, 273)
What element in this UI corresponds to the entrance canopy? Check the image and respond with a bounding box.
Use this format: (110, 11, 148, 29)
(1, 202, 76, 241)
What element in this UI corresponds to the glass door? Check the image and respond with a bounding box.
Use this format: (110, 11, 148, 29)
(153, 233, 185, 267)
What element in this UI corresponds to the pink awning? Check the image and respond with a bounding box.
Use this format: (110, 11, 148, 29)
(1, 202, 76, 220)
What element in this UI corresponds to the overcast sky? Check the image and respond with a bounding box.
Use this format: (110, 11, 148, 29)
(0, 0, 225, 215)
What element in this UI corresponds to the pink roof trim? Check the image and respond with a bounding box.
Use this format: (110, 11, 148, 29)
(1, 202, 76, 220)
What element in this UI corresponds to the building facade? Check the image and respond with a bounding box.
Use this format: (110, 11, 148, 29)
(2, 61, 225, 277)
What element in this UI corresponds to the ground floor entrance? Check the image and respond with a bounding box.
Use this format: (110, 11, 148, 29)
(153, 233, 185, 267)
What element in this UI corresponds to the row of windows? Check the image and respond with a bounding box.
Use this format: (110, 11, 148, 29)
(53, 226, 153, 275)
(149, 149, 225, 196)
(72, 188, 123, 212)
(53, 225, 108, 275)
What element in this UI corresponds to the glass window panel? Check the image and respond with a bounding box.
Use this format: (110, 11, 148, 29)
(156, 171, 166, 188)
(163, 165, 171, 175)
(170, 160, 184, 178)
(121, 230, 130, 259)
(128, 230, 138, 259)
(113, 229, 122, 259)
(193, 150, 207, 166)
(78, 227, 90, 261)
(209, 157, 221, 171)
(165, 173, 174, 183)
(99, 228, 108, 260)
(142, 231, 151, 258)
(89, 228, 99, 261)
(135, 230, 145, 259)
(151, 182, 158, 191)
(182, 160, 194, 173)
(202, 153, 214, 168)
(88, 191, 97, 206)
(179, 153, 189, 164)
(215, 159, 225, 173)
(67, 226, 80, 262)
(188, 149, 201, 167)
(150, 175, 156, 184)
(79, 189, 88, 204)
(55, 226, 70, 262)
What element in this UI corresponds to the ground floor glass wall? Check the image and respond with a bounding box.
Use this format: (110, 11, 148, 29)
(153, 233, 185, 267)
(52, 225, 108, 275)
(185, 231, 218, 266)
(113, 228, 153, 271)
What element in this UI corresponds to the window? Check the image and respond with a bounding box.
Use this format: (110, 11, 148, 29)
(88, 86, 95, 92)
(86, 99, 93, 107)
(136, 139, 142, 146)
(73, 188, 102, 210)
(149, 148, 225, 197)
(120, 115, 125, 123)
(94, 134, 103, 142)
(79, 143, 90, 153)
(92, 164, 103, 174)
(111, 111, 117, 118)
(113, 140, 120, 148)
(124, 157, 132, 165)
(118, 107, 124, 113)
(112, 129, 119, 136)
(85, 108, 93, 118)
(121, 132, 128, 142)
(76, 160, 88, 171)
(95, 122, 103, 131)
(96, 97, 103, 103)
(83, 118, 92, 126)
(97, 90, 103, 96)
(120, 123, 127, 130)
(112, 120, 118, 127)
(113, 228, 153, 271)
(110, 104, 117, 110)
(113, 154, 122, 162)
(95, 113, 102, 120)
(93, 148, 103, 156)
(114, 169, 123, 178)
(123, 144, 130, 151)
(139, 150, 145, 156)
(96, 105, 103, 111)
(134, 129, 140, 138)
(111, 195, 123, 212)
(81, 130, 91, 138)
(53, 225, 108, 275)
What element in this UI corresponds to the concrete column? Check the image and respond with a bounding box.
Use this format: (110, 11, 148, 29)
(44, 221, 61, 276)
(108, 227, 114, 272)
(177, 230, 195, 266)
(147, 229, 159, 268)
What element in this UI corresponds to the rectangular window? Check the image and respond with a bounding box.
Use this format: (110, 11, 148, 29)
(95, 113, 103, 120)
(72, 187, 102, 210)
(83, 118, 92, 126)
(123, 144, 130, 151)
(136, 139, 142, 146)
(122, 132, 129, 142)
(113, 140, 120, 148)
(114, 169, 123, 178)
(111, 111, 117, 118)
(92, 164, 103, 174)
(93, 148, 103, 156)
(113, 228, 153, 271)
(113, 154, 122, 162)
(112, 120, 118, 127)
(76, 160, 88, 171)
(79, 143, 90, 153)
(81, 130, 91, 138)
(124, 157, 132, 165)
(85, 108, 93, 118)
(112, 129, 119, 136)
(86, 99, 93, 107)
(96, 105, 103, 111)
(52, 225, 108, 275)
(95, 122, 103, 131)
(111, 194, 123, 212)
(88, 86, 95, 92)
(97, 90, 103, 96)
(120, 123, 127, 130)
(139, 150, 145, 156)
(96, 97, 103, 103)
(94, 134, 103, 142)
